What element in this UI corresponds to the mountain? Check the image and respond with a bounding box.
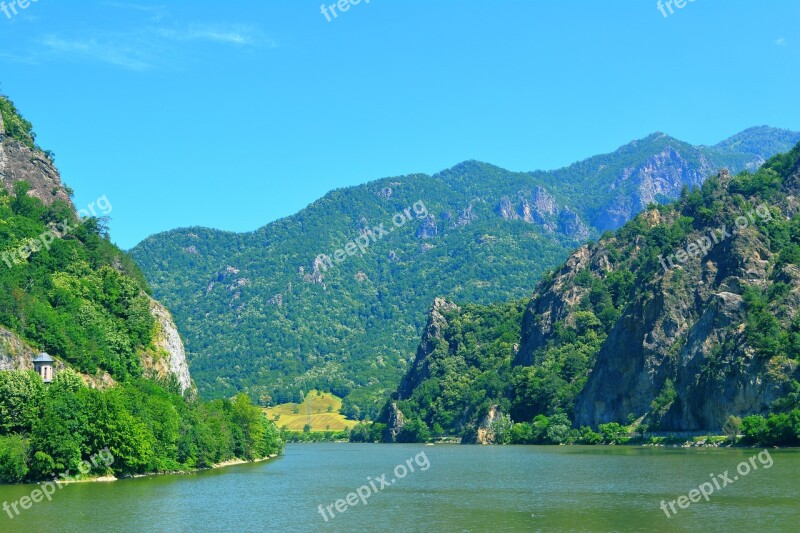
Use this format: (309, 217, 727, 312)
(1, 96, 188, 389)
(382, 143, 800, 439)
(0, 95, 282, 483)
(130, 127, 800, 416)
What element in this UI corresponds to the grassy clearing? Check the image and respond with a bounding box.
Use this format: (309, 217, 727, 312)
(265, 390, 357, 432)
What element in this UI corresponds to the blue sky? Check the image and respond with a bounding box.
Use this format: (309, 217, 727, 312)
(1, 0, 798, 249)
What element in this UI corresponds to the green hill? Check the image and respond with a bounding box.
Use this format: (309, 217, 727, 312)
(381, 143, 800, 445)
(131, 127, 800, 417)
(266, 390, 357, 432)
(0, 95, 283, 483)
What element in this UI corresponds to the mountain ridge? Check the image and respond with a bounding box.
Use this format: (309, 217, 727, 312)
(135, 127, 800, 244)
(382, 143, 800, 437)
(131, 126, 800, 416)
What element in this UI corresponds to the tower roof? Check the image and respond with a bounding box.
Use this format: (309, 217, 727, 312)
(33, 353, 54, 363)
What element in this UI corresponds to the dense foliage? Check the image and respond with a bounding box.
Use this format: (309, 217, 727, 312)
(0, 96, 37, 151)
(131, 129, 800, 417)
(0, 369, 283, 482)
(0, 97, 283, 482)
(740, 411, 800, 447)
(133, 179, 575, 415)
(0, 182, 154, 380)
(376, 143, 800, 441)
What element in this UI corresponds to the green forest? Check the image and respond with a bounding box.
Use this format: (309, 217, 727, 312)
(369, 145, 800, 447)
(0, 370, 282, 483)
(0, 96, 283, 483)
(131, 126, 800, 419)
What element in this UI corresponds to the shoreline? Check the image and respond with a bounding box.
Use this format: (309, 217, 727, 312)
(29, 453, 282, 486)
(285, 440, 798, 449)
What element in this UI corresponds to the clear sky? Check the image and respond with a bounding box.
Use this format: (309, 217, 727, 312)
(1, 0, 798, 249)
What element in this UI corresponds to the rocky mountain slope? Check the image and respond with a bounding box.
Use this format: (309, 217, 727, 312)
(131, 127, 800, 415)
(386, 144, 800, 433)
(0, 96, 192, 392)
(0, 96, 283, 484)
(0, 100, 71, 206)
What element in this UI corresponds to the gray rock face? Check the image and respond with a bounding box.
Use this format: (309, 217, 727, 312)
(416, 215, 439, 239)
(475, 405, 503, 445)
(518, 170, 799, 431)
(386, 402, 406, 442)
(148, 298, 193, 393)
(0, 133, 72, 207)
(0, 326, 38, 371)
(495, 188, 592, 238)
(558, 208, 590, 241)
(662, 292, 789, 430)
(456, 204, 478, 227)
(593, 147, 713, 231)
(497, 196, 516, 220)
(531, 186, 556, 211)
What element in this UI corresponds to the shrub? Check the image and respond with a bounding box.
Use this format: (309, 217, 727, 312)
(0, 435, 29, 483)
(599, 422, 627, 444)
(740, 415, 767, 444)
(578, 426, 602, 445)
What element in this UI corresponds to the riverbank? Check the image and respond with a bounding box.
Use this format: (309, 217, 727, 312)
(212, 454, 279, 469)
(30, 453, 282, 485)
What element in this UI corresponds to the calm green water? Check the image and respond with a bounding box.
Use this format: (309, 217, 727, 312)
(1, 444, 798, 532)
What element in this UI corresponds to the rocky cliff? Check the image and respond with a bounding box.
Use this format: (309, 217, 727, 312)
(518, 148, 800, 431)
(397, 298, 461, 399)
(390, 144, 800, 435)
(146, 297, 193, 393)
(592, 142, 714, 230)
(0, 105, 72, 206)
(0, 95, 193, 393)
(0, 326, 38, 372)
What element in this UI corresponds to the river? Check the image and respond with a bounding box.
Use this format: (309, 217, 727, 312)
(1, 443, 798, 532)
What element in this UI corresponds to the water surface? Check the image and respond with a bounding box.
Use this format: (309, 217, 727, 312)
(1, 444, 798, 532)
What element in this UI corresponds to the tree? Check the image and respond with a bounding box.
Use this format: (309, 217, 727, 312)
(509, 423, 534, 444)
(0, 370, 45, 435)
(578, 426, 602, 445)
(28, 385, 88, 477)
(490, 414, 513, 445)
(740, 415, 767, 444)
(722, 416, 742, 443)
(599, 423, 627, 444)
(0, 435, 29, 483)
(545, 414, 572, 444)
(396, 418, 431, 443)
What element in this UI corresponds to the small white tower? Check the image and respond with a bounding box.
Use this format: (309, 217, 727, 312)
(33, 353, 54, 384)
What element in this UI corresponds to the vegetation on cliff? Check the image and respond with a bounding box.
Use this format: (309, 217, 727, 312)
(376, 144, 800, 443)
(0, 181, 153, 380)
(0, 97, 283, 482)
(131, 127, 800, 417)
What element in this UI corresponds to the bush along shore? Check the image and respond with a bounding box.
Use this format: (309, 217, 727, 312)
(344, 411, 800, 448)
(0, 369, 284, 484)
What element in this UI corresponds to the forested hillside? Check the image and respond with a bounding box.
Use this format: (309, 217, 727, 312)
(0, 96, 283, 483)
(132, 127, 800, 417)
(381, 144, 800, 445)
